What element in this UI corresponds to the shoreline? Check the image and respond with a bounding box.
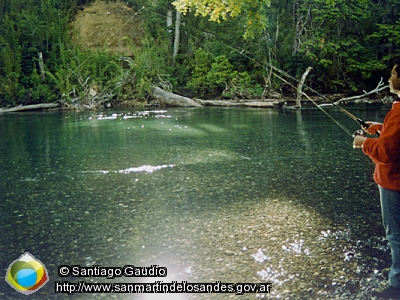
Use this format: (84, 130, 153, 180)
(0, 95, 393, 113)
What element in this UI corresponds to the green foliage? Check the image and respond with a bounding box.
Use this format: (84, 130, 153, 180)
(45, 44, 126, 103)
(0, 0, 131, 106)
(370, 19, 400, 63)
(186, 48, 214, 97)
(186, 48, 262, 99)
(0, 0, 71, 105)
(127, 36, 171, 99)
(173, 0, 271, 38)
(1, 0, 400, 106)
(29, 68, 55, 103)
(223, 71, 264, 99)
(290, 0, 390, 91)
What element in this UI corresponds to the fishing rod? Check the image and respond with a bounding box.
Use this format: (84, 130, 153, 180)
(222, 44, 379, 136)
(272, 71, 355, 137)
(272, 67, 379, 138)
(263, 60, 370, 128)
(268, 64, 380, 138)
(135, 10, 379, 138)
(153, 14, 376, 137)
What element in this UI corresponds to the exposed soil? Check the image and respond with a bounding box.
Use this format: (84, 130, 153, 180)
(72, 0, 144, 56)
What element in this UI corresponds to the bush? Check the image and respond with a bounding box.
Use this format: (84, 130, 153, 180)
(186, 48, 263, 99)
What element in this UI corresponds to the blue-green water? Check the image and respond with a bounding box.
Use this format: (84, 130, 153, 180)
(0, 107, 391, 299)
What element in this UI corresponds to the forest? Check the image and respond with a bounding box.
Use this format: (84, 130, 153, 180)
(0, 0, 399, 108)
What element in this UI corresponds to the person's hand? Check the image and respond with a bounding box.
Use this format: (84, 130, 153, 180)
(362, 121, 382, 135)
(353, 135, 367, 149)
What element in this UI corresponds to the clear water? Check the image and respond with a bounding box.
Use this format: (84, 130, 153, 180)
(0, 107, 391, 299)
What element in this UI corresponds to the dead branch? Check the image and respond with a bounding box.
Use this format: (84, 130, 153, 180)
(334, 78, 388, 105)
(296, 66, 312, 107)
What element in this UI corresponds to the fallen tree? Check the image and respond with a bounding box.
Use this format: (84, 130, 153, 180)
(151, 87, 280, 107)
(196, 99, 278, 107)
(0, 103, 60, 113)
(151, 87, 202, 107)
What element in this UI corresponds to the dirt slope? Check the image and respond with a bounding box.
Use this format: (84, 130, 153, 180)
(72, 0, 143, 56)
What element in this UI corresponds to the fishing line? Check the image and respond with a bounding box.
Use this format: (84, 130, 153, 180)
(57, 6, 370, 137)
(215, 41, 372, 136)
(180, 20, 369, 135)
(272, 72, 354, 136)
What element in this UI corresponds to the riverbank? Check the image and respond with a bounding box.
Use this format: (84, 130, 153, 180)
(0, 96, 393, 113)
(0, 88, 393, 113)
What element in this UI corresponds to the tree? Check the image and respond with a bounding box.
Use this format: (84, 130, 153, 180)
(297, 0, 382, 91)
(1, 0, 400, 105)
(173, 10, 182, 64)
(172, 0, 271, 38)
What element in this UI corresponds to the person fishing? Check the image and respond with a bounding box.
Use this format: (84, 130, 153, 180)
(353, 59, 400, 298)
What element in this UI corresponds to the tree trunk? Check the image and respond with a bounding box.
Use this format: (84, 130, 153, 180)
(292, 0, 311, 56)
(0, 103, 60, 113)
(167, 9, 173, 31)
(196, 99, 279, 108)
(151, 87, 202, 107)
(292, 0, 302, 55)
(173, 10, 181, 65)
(296, 67, 312, 107)
(38, 52, 45, 80)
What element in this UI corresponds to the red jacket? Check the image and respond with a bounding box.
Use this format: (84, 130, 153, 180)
(363, 102, 400, 191)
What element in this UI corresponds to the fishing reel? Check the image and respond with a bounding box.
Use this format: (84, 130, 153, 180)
(352, 129, 367, 138)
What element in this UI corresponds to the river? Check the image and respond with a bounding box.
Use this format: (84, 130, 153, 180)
(0, 106, 391, 299)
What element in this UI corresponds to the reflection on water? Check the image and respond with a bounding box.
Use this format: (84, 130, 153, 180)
(0, 107, 391, 299)
(82, 164, 175, 174)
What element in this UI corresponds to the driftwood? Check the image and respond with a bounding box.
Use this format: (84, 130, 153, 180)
(151, 87, 279, 108)
(196, 99, 278, 108)
(151, 87, 202, 107)
(0, 103, 60, 113)
(59, 74, 115, 110)
(195, 99, 238, 106)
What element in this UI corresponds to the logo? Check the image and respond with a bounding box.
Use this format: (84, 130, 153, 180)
(5, 252, 49, 295)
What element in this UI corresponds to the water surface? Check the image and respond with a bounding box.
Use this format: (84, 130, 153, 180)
(0, 107, 390, 299)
